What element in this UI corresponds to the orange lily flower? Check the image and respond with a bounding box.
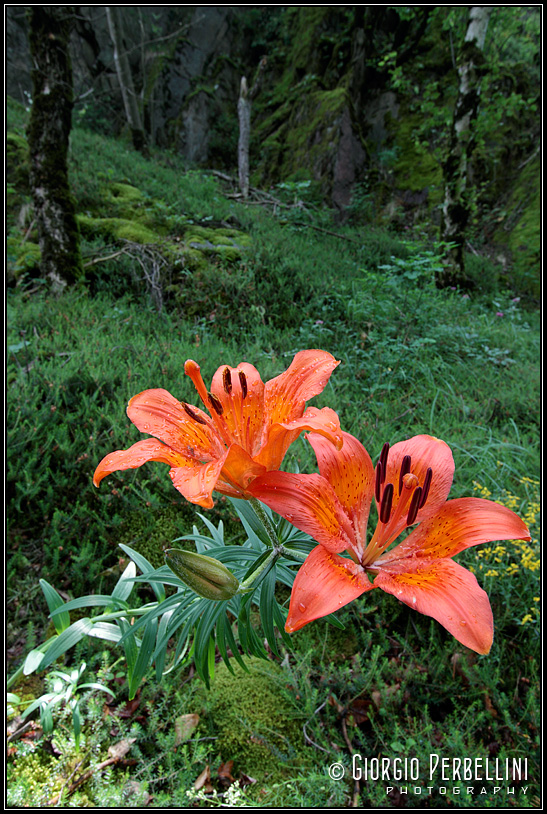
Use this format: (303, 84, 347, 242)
(249, 432, 531, 654)
(93, 350, 342, 509)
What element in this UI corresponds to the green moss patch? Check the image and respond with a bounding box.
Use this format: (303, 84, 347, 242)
(392, 114, 443, 196)
(78, 215, 161, 245)
(198, 659, 310, 781)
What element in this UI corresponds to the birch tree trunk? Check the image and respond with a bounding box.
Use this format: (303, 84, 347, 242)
(237, 58, 267, 198)
(27, 6, 83, 288)
(438, 6, 492, 288)
(237, 78, 251, 198)
(105, 6, 147, 154)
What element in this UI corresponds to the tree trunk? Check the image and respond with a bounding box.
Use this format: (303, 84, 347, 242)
(105, 6, 147, 154)
(27, 6, 83, 288)
(438, 6, 492, 288)
(237, 58, 267, 198)
(237, 77, 251, 198)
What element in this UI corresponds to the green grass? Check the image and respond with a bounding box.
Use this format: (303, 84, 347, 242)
(7, 109, 540, 807)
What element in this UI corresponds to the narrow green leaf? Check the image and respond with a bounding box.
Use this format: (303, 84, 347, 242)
(50, 595, 130, 615)
(215, 612, 236, 675)
(37, 619, 95, 671)
(39, 579, 70, 634)
(219, 614, 248, 673)
(86, 622, 123, 643)
(129, 616, 158, 700)
(111, 560, 137, 602)
(40, 703, 54, 734)
(72, 703, 82, 748)
(117, 618, 138, 680)
(259, 567, 281, 658)
(119, 544, 166, 602)
(21, 693, 57, 719)
(155, 609, 174, 680)
(77, 682, 115, 697)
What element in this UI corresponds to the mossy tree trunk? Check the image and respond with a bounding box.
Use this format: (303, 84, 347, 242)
(27, 6, 83, 287)
(438, 6, 492, 288)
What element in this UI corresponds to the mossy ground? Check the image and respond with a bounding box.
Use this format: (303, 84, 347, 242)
(196, 659, 312, 783)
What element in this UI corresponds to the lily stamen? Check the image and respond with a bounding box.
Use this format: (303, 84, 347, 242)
(399, 455, 412, 494)
(183, 402, 208, 425)
(407, 485, 423, 526)
(379, 483, 394, 523)
(223, 367, 232, 395)
(239, 371, 248, 399)
(363, 471, 420, 565)
(419, 467, 433, 509)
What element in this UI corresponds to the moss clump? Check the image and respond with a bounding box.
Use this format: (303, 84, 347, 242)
(199, 659, 310, 781)
(108, 182, 144, 203)
(183, 225, 251, 265)
(117, 504, 197, 568)
(8, 751, 64, 805)
(78, 215, 160, 245)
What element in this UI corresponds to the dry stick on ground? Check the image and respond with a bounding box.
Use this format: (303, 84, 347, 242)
(212, 171, 362, 244)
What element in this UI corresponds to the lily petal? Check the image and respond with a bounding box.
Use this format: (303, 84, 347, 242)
(210, 362, 265, 453)
(264, 350, 340, 426)
(285, 545, 374, 632)
(93, 438, 184, 487)
(378, 497, 531, 563)
(382, 435, 454, 530)
(216, 443, 267, 497)
(257, 406, 342, 471)
(169, 456, 228, 509)
(128, 388, 222, 458)
(248, 471, 354, 553)
(373, 557, 493, 654)
(308, 430, 375, 556)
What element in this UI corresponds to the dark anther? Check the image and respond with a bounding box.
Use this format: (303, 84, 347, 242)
(209, 392, 224, 416)
(407, 486, 423, 526)
(375, 461, 383, 503)
(183, 402, 208, 425)
(419, 468, 433, 509)
(378, 442, 389, 484)
(223, 367, 232, 395)
(239, 370, 248, 399)
(380, 483, 394, 524)
(399, 455, 412, 494)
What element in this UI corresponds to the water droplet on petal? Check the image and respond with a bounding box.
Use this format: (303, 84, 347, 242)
(460, 620, 467, 627)
(298, 603, 306, 613)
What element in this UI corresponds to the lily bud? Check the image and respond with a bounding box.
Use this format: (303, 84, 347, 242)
(165, 548, 239, 600)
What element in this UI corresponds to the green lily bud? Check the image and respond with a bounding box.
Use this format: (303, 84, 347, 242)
(165, 548, 239, 601)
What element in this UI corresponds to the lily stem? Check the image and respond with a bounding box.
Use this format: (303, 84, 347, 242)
(248, 496, 280, 548)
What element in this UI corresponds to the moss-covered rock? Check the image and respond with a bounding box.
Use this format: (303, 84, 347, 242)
(78, 215, 161, 245)
(198, 659, 310, 781)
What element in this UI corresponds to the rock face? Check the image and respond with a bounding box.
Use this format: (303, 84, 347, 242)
(152, 7, 241, 162)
